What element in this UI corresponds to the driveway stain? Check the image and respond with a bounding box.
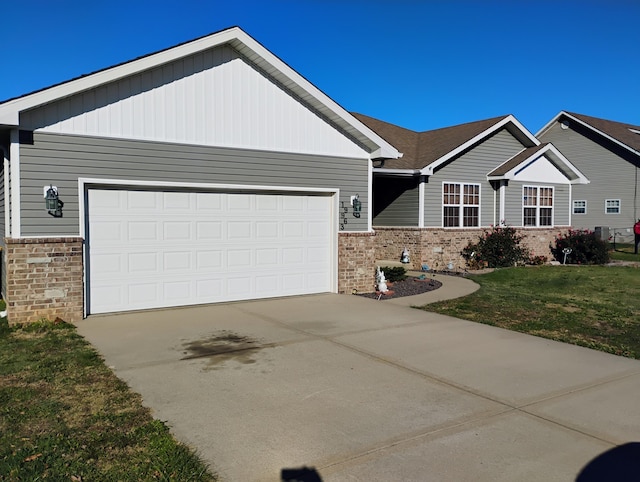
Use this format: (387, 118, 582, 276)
(181, 331, 267, 370)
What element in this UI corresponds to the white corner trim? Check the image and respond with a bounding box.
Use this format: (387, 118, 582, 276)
(1, 146, 9, 238)
(9, 130, 21, 238)
(367, 160, 373, 230)
(418, 180, 425, 228)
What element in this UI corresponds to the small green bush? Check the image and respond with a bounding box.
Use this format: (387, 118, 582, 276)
(461, 225, 530, 269)
(550, 229, 610, 265)
(379, 266, 407, 282)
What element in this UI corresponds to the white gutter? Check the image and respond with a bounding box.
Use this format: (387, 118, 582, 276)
(372, 168, 421, 176)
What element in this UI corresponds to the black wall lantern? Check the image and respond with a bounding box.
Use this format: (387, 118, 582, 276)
(351, 193, 362, 218)
(45, 185, 64, 217)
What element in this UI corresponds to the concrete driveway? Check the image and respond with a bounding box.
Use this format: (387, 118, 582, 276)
(77, 292, 640, 481)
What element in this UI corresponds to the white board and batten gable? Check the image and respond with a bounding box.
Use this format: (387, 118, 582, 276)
(488, 144, 589, 185)
(512, 155, 574, 184)
(3, 27, 399, 161)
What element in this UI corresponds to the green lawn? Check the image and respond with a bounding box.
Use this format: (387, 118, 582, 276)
(0, 320, 217, 481)
(420, 265, 640, 359)
(610, 243, 640, 262)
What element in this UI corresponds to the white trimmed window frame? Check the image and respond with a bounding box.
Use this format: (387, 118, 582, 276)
(573, 200, 587, 215)
(522, 185, 554, 227)
(605, 199, 621, 214)
(442, 182, 481, 228)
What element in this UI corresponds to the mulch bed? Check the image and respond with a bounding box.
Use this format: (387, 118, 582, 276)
(357, 276, 443, 300)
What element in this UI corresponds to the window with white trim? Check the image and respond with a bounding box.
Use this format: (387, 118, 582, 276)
(573, 200, 587, 215)
(605, 199, 620, 214)
(523, 186, 553, 227)
(443, 182, 480, 227)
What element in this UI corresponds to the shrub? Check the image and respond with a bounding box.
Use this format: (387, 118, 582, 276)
(527, 254, 548, 266)
(461, 225, 530, 268)
(550, 229, 610, 265)
(379, 266, 407, 282)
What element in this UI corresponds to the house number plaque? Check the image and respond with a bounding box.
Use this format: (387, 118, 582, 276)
(340, 201, 349, 230)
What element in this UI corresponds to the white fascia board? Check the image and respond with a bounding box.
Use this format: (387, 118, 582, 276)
(538, 111, 640, 159)
(422, 115, 540, 175)
(0, 28, 243, 126)
(487, 144, 590, 185)
(545, 144, 590, 184)
(0, 27, 401, 160)
(535, 111, 566, 137)
(233, 34, 400, 159)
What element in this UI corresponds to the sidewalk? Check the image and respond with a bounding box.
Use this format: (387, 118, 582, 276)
(385, 272, 480, 307)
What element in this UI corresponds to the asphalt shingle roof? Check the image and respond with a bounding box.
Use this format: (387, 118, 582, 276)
(353, 113, 511, 170)
(565, 112, 640, 154)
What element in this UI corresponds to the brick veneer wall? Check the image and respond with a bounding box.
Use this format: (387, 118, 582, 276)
(5, 237, 84, 324)
(374, 227, 568, 271)
(338, 232, 377, 294)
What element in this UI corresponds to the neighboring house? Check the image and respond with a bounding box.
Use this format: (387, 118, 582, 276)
(352, 113, 588, 269)
(537, 111, 640, 242)
(0, 27, 400, 323)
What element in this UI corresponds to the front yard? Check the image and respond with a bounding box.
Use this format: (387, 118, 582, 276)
(0, 320, 217, 481)
(421, 265, 640, 359)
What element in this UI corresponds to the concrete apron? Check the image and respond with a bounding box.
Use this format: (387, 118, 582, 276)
(76, 293, 640, 482)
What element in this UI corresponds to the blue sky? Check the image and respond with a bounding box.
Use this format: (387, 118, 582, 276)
(2, 0, 638, 133)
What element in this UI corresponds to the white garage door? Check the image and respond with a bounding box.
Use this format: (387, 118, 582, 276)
(87, 188, 334, 314)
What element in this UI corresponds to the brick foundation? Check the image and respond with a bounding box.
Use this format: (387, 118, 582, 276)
(5, 237, 84, 324)
(374, 227, 569, 271)
(337, 232, 377, 294)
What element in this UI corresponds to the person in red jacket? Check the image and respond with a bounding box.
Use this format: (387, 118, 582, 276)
(634, 219, 640, 254)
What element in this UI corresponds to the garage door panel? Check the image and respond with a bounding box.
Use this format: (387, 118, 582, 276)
(88, 189, 334, 314)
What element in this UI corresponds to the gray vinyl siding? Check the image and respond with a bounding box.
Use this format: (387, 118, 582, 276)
(372, 177, 420, 226)
(504, 181, 570, 227)
(424, 128, 525, 227)
(19, 132, 370, 235)
(540, 121, 640, 231)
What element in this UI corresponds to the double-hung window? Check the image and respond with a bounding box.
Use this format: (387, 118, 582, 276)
(523, 186, 553, 227)
(443, 183, 480, 227)
(605, 199, 620, 214)
(573, 200, 587, 215)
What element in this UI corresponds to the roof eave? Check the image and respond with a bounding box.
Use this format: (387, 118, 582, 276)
(373, 168, 421, 177)
(0, 27, 401, 159)
(537, 111, 640, 160)
(424, 115, 539, 174)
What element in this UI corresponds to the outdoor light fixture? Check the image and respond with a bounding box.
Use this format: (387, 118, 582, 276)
(351, 194, 361, 218)
(44, 185, 64, 218)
